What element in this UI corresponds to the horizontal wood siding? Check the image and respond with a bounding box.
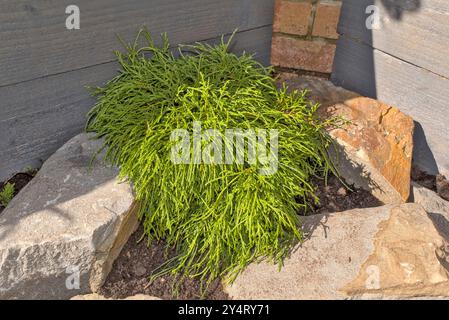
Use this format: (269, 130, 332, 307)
(337, 0, 449, 79)
(0, 1, 274, 180)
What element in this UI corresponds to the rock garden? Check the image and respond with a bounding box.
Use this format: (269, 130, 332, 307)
(1, 32, 449, 300)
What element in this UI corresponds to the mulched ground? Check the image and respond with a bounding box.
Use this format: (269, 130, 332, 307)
(100, 175, 382, 300)
(0, 170, 38, 214)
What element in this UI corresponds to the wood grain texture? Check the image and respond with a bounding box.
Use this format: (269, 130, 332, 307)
(338, 0, 449, 79)
(0, 0, 274, 87)
(0, 26, 273, 180)
(332, 36, 449, 176)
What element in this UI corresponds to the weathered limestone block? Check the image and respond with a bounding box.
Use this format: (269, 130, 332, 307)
(0, 133, 138, 299)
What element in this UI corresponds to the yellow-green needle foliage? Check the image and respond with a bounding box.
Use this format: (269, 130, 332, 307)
(0, 182, 15, 208)
(86, 30, 336, 290)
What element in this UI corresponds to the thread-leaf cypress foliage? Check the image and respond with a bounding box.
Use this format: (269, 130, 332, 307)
(86, 30, 336, 290)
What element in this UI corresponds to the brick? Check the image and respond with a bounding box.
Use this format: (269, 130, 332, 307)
(312, 2, 342, 39)
(273, 0, 312, 36)
(271, 36, 336, 74)
(273, 0, 282, 33)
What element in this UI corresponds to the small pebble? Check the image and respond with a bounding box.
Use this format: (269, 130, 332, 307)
(328, 202, 338, 210)
(133, 263, 147, 277)
(337, 187, 347, 196)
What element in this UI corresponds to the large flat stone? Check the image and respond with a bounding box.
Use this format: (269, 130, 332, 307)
(225, 204, 449, 300)
(0, 133, 138, 299)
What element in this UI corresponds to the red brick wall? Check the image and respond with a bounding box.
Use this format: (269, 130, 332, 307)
(271, 0, 342, 74)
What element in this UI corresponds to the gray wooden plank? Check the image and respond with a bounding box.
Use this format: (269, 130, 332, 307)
(0, 26, 272, 180)
(0, 0, 274, 87)
(0, 26, 272, 122)
(332, 36, 449, 176)
(0, 129, 82, 181)
(338, 0, 449, 79)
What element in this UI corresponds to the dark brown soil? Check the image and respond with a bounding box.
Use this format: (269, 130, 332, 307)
(436, 174, 449, 201)
(0, 169, 38, 214)
(411, 166, 437, 192)
(411, 166, 449, 201)
(100, 174, 382, 300)
(302, 174, 383, 215)
(99, 225, 230, 300)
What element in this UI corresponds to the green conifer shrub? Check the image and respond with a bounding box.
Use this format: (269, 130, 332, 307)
(86, 30, 336, 289)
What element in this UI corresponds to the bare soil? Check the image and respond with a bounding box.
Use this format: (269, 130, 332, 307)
(304, 174, 383, 215)
(99, 225, 229, 300)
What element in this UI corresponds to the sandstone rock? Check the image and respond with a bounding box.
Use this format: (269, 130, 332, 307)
(225, 204, 449, 300)
(0, 133, 139, 299)
(278, 75, 414, 204)
(70, 293, 160, 300)
(322, 98, 414, 204)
